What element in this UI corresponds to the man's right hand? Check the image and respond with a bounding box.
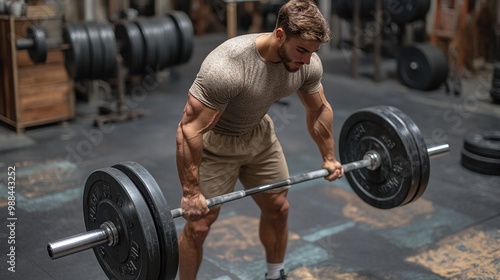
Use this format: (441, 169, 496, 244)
(180, 193, 210, 221)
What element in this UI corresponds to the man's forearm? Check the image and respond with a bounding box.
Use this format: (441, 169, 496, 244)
(176, 124, 203, 197)
(307, 103, 336, 162)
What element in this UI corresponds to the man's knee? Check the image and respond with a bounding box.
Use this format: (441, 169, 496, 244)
(181, 212, 219, 246)
(183, 222, 210, 244)
(261, 195, 289, 223)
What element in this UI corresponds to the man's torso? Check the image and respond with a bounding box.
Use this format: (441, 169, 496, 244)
(189, 33, 322, 136)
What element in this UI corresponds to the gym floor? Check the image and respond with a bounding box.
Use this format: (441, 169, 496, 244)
(1, 32, 499, 280)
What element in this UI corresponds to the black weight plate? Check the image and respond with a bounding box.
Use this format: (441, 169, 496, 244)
(463, 131, 500, 159)
(113, 161, 179, 280)
(146, 18, 164, 70)
(84, 167, 161, 280)
(152, 17, 171, 71)
(387, 107, 430, 203)
(461, 149, 500, 176)
(135, 18, 158, 71)
(84, 22, 104, 79)
(167, 10, 194, 65)
(154, 17, 175, 70)
(386, 0, 430, 24)
(115, 21, 145, 74)
(63, 23, 91, 80)
(397, 43, 448, 91)
(159, 16, 179, 68)
(372, 107, 421, 206)
(96, 22, 117, 79)
(150, 17, 168, 71)
(27, 26, 47, 63)
(339, 106, 420, 209)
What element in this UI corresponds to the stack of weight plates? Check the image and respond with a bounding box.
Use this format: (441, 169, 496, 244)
(461, 131, 500, 176)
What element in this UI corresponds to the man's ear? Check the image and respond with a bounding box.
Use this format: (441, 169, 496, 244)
(275, 27, 286, 43)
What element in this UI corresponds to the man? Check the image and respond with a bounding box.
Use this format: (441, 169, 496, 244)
(176, 0, 344, 279)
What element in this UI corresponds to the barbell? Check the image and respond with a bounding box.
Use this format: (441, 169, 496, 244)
(15, 24, 48, 63)
(46, 105, 449, 280)
(15, 11, 193, 79)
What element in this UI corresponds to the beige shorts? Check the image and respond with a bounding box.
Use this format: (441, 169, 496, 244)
(199, 114, 290, 199)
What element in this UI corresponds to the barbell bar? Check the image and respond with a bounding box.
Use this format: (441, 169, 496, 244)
(47, 143, 449, 260)
(174, 143, 449, 217)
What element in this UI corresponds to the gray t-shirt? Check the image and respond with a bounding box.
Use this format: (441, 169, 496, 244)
(189, 33, 323, 136)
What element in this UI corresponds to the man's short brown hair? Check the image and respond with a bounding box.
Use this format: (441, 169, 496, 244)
(276, 0, 332, 43)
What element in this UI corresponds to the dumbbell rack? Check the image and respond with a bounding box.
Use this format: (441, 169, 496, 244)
(0, 16, 74, 133)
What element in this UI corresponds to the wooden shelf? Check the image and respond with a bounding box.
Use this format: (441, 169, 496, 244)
(0, 16, 74, 133)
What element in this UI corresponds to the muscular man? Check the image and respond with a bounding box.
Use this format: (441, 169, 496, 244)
(176, 1, 343, 279)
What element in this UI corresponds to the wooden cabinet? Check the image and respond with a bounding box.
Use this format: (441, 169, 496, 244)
(430, 0, 497, 73)
(0, 16, 74, 133)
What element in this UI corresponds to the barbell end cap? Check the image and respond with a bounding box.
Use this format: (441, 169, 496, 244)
(47, 244, 56, 260)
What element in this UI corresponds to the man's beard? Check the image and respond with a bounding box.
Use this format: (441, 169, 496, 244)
(278, 43, 302, 73)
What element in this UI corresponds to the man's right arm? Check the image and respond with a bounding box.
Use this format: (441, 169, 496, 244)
(176, 93, 221, 220)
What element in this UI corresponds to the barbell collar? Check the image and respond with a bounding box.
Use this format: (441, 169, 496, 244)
(100, 221, 119, 246)
(344, 153, 375, 172)
(47, 221, 118, 260)
(363, 151, 381, 171)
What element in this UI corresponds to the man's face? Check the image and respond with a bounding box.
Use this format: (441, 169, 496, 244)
(278, 36, 321, 72)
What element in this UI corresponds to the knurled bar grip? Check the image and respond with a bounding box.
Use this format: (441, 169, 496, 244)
(47, 144, 449, 260)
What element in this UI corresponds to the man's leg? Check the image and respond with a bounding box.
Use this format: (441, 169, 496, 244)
(252, 191, 289, 264)
(239, 115, 290, 277)
(178, 208, 221, 280)
(178, 129, 240, 279)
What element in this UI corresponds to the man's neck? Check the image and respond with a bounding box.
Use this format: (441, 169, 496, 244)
(256, 33, 281, 63)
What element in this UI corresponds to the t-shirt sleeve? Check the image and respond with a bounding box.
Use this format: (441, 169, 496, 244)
(189, 53, 242, 112)
(298, 53, 323, 94)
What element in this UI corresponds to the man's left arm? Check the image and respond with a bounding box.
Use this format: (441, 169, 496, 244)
(297, 84, 344, 181)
